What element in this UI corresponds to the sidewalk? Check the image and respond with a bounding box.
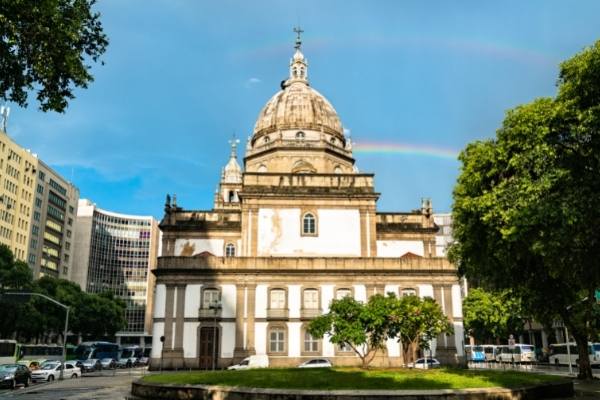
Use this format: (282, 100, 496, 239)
(572, 378, 600, 398)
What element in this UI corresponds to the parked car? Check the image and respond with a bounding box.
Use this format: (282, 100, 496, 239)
(115, 358, 133, 368)
(136, 356, 149, 366)
(407, 358, 441, 369)
(298, 358, 332, 368)
(77, 358, 101, 372)
(0, 364, 31, 389)
(228, 355, 269, 370)
(31, 361, 81, 382)
(100, 358, 116, 369)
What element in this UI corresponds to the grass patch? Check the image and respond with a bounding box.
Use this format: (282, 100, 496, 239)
(142, 367, 563, 390)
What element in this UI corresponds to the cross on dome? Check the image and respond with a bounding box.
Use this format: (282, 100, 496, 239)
(289, 26, 308, 83)
(228, 135, 240, 158)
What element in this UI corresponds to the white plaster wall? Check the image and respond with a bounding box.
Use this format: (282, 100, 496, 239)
(418, 284, 434, 299)
(151, 322, 164, 358)
(323, 333, 334, 357)
(384, 285, 399, 296)
(174, 238, 224, 256)
(288, 285, 301, 318)
(257, 208, 361, 256)
(183, 322, 199, 358)
(221, 322, 236, 358)
(386, 337, 401, 357)
(255, 322, 268, 355)
(376, 240, 424, 257)
(288, 322, 302, 357)
(454, 322, 465, 356)
(451, 284, 462, 318)
(221, 284, 236, 318)
(255, 284, 268, 318)
(353, 285, 366, 302)
(154, 284, 166, 318)
(321, 285, 334, 313)
(184, 284, 202, 318)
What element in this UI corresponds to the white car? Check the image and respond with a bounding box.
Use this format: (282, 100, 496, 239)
(298, 358, 332, 368)
(407, 358, 441, 369)
(227, 355, 269, 370)
(31, 362, 81, 382)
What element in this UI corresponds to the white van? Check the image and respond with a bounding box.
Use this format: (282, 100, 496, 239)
(227, 355, 269, 370)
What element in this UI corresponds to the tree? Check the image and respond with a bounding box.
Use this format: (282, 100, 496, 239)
(0, 0, 108, 112)
(308, 294, 394, 368)
(462, 288, 523, 344)
(449, 40, 600, 379)
(388, 294, 453, 364)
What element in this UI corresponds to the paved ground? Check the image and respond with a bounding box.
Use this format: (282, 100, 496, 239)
(0, 369, 146, 400)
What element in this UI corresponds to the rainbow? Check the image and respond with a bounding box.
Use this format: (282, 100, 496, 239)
(353, 141, 459, 160)
(232, 34, 558, 68)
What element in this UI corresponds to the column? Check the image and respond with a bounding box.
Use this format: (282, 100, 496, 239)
(163, 285, 175, 351)
(174, 285, 185, 350)
(246, 284, 256, 354)
(233, 284, 246, 359)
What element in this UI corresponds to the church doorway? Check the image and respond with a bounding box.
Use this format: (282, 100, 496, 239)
(199, 326, 220, 369)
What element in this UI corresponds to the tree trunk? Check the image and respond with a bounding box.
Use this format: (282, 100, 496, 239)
(573, 332, 593, 379)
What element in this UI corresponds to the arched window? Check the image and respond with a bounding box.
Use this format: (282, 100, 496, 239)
(269, 289, 286, 309)
(334, 166, 343, 174)
(296, 131, 305, 140)
(263, 136, 270, 143)
(225, 243, 235, 257)
(336, 288, 352, 299)
(401, 288, 416, 297)
(228, 191, 235, 203)
(302, 213, 316, 235)
(303, 289, 319, 310)
(257, 164, 267, 173)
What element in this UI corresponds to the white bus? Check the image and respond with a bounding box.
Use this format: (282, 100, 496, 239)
(482, 345, 498, 362)
(496, 343, 536, 363)
(549, 343, 600, 366)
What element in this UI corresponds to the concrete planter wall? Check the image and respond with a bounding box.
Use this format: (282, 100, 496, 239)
(132, 379, 573, 400)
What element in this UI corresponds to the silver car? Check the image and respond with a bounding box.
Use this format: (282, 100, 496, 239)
(298, 358, 332, 368)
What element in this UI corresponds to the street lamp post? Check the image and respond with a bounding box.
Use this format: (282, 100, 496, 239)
(3, 292, 70, 380)
(209, 300, 222, 371)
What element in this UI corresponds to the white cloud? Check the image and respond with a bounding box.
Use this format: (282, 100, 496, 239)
(244, 77, 261, 88)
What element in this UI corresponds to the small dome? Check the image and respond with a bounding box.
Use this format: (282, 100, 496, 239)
(252, 83, 343, 141)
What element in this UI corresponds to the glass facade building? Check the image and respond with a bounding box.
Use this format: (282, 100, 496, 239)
(73, 200, 159, 345)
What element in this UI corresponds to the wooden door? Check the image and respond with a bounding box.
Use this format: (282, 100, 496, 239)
(199, 326, 219, 369)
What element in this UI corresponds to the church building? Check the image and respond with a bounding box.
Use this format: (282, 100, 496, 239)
(150, 32, 464, 369)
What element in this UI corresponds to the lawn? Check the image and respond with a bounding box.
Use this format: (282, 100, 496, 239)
(142, 367, 563, 390)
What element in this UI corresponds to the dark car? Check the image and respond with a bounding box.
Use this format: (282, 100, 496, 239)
(0, 364, 31, 389)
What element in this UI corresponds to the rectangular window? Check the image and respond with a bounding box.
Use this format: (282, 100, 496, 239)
(33, 211, 40, 222)
(35, 197, 42, 208)
(38, 171, 45, 181)
(48, 191, 67, 209)
(336, 288, 352, 300)
(36, 184, 44, 195)
(304, 332, 319, 352)
(69, 205, 74, 214)
(303, 289, 319, 309)
(45, 219, 63, 233)
(66, 230, 71, 238)
(270, 289, 286, 309)
(401, 289, 417, 297)
(47, 204, 65, 221)
(65, 242, 70, 250)
(43, 231, 61, 245)
(269, 329, 285, 352)
(49, 179, 67, 196)
(202, 289, 220, 309)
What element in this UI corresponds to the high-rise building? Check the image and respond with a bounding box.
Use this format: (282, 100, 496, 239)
(0, 126, 79, 279)
(27, 160, 79, 279)
(73, 200, 160, 345)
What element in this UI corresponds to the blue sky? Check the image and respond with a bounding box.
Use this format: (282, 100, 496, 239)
(6, 1, 600, 219)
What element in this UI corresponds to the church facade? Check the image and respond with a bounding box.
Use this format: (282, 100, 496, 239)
(150, 35, 464, 369)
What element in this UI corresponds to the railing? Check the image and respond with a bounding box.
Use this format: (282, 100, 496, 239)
(199, 308, 222, 318)
(300, 308, 322, 319)
(267, 308, 289, 319)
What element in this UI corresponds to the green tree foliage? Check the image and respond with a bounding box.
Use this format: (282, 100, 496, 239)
(449, 41, 600, 379)
(308, 293, 452, 368)
(0, 245, 126, 341)
(0, 0, 108, 112)
(388, 294, 453, 364)
(462, 288, 523, 343)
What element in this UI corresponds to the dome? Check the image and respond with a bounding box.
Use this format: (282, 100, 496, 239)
(251, 46, 344, 143)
